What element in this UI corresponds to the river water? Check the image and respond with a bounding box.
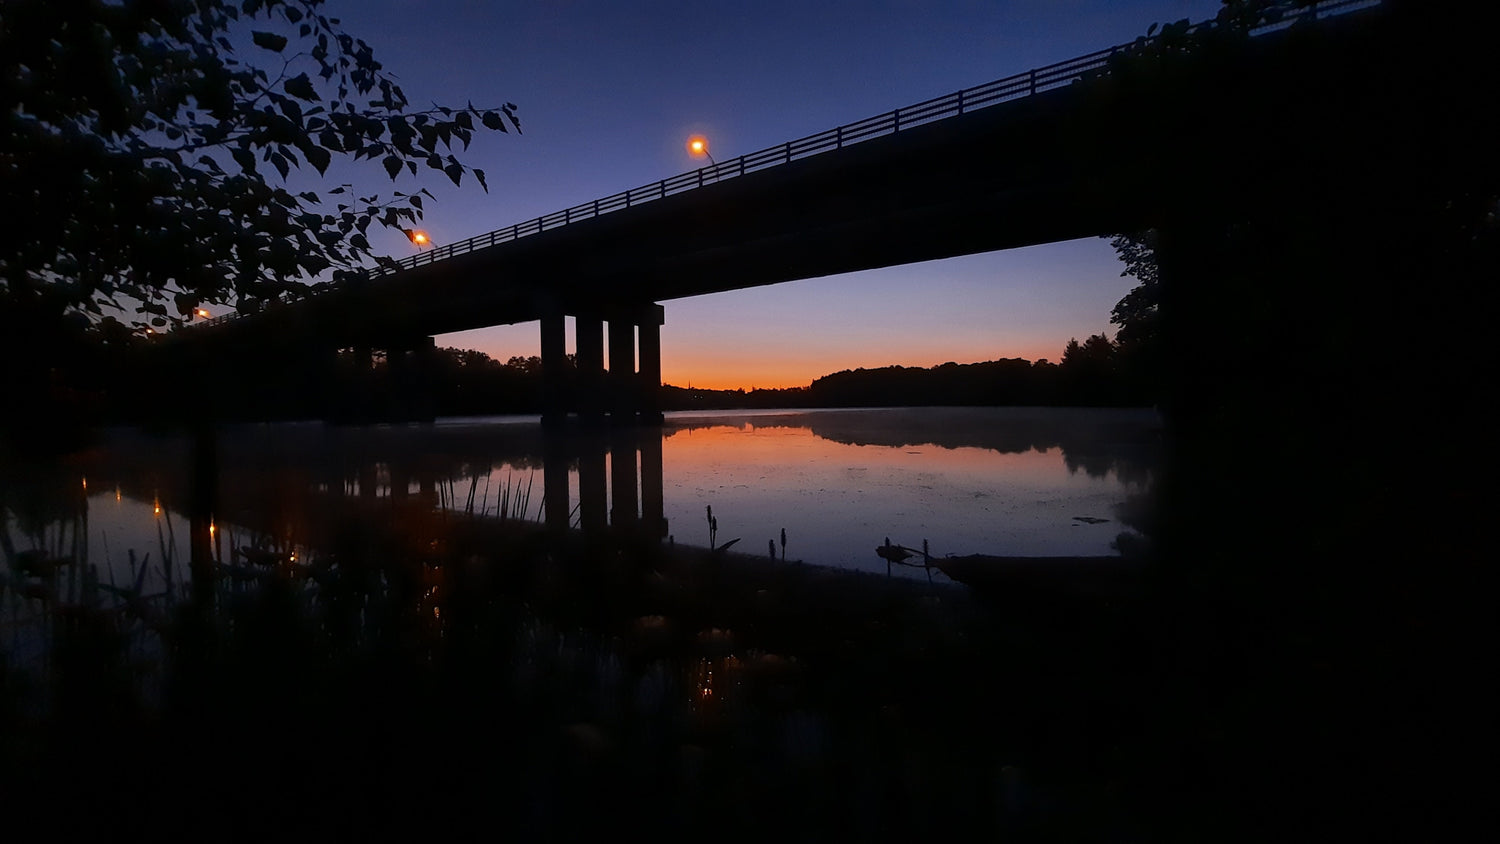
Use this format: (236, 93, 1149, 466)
(2, 406, 1160, 592)
(603, 406, 1156, 573)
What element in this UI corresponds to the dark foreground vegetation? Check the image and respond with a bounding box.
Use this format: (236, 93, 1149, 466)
(3, 484, 1186, 841)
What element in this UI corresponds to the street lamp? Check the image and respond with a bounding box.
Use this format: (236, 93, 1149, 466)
(686, 135, 716, 167)
(409, 229, 432, 250)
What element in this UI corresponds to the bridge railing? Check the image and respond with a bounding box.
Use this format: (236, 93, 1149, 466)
(192, 0, 1378, 329)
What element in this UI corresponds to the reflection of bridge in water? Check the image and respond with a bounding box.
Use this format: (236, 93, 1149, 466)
(78, 408, 1158, 570)
(87, 424, 670, 553)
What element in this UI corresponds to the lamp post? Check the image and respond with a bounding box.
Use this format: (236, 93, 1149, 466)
(687, 135, 719, 184)
(410, 230, 432, 250)
(686, 135, 716, 166)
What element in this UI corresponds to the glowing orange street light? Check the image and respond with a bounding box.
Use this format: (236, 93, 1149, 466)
(410, 230, 431, 249)
(686, 135, 716, 167)
(195, 308, 210, 319)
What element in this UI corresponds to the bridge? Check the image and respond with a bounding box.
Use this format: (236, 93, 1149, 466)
(161, 0, 1487, 425)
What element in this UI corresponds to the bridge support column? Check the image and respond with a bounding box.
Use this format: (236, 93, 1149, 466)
(608, 317, 635, 425)
(411, 337, 436, 422)
(540, 314, 568, 428)
(384, 337, 436, 423)
(637, 305, 665, 425)
(576, 314, 605, 425)
(346, 345, 375, 424)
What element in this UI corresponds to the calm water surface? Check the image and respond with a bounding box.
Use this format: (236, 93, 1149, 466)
(646, 407, 1158, 573)
(3, 407, 1160, 591)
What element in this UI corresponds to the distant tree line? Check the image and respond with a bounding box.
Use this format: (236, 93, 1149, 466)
(29, 314, 1155, 430)
(664, 332, 1152, 412)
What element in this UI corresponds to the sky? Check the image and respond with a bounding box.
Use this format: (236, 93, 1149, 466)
(313, 0, 1224, 389)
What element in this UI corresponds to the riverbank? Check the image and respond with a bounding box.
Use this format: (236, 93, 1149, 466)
(3, 506, 1189, 841)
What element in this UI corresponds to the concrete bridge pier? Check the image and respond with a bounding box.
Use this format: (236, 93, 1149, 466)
(540, 304, 663, 426)
(608, 316, 635, 423)
(608, 304, 665, 426)
(385, 336, 436, 423)
(540, 314, 569, 429)
(636, 305, 665, 426)
(575, 314, 606, 425)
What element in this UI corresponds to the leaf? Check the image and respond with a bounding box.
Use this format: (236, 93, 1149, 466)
(481, 111, 506, 132)
(270, 152, 289, 180)
(231, 147, 256, 173)
(304, 145, 331, 174)
(473, 168, 488, 192)
(382, 155, 402, 181)
(284, 73, 317, 101)
(444, 163, 463, 187)
(252, 31, 288, 52)
(409, 195, 422, 210)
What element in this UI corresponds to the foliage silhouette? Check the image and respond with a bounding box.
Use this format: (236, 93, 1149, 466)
(0, 0, 518, 329)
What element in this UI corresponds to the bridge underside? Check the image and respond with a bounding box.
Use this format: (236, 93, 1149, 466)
(163, 2, 1494, 427)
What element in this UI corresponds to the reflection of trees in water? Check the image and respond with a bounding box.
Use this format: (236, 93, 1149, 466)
(1062, 448, 1155, 485)
(668, 408, 1166, 558)
(668, 407, 1161, 485)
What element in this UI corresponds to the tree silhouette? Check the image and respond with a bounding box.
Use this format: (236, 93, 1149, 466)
(0, 0, 519, 330)
(1105, 231, 1162, 402)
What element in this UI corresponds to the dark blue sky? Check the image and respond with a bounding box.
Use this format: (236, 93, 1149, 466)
(324, 0, 1221, 387)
